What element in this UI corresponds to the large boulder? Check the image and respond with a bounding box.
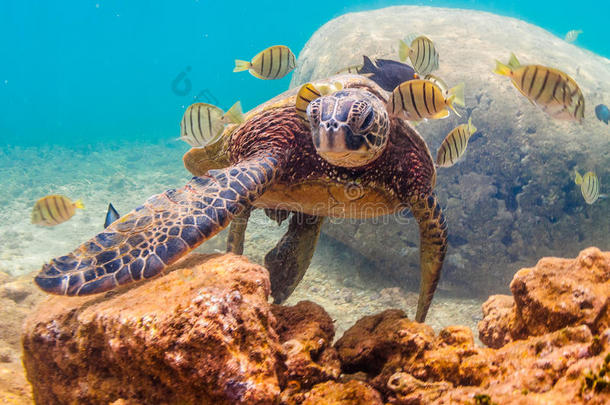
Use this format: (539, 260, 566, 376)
(291, 6, 610, 297)
(479, 247, 610, 348)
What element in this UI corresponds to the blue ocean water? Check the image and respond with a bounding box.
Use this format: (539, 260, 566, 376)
(0, 0, 607, 147)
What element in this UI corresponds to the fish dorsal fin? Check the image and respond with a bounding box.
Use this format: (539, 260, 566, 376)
(104, 203, 120, 228)
(574, 170, 583, 185)
(508, 53, 521, 70)
(361, 55, 378, 73)
(403, 33, 419, 46)
(222, 101, 244, 125)
(295, 83, 322, 119)
(398, 39, 410, 62)
(424, 74, 448, 94)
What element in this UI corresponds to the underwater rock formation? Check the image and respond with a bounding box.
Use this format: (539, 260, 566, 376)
(22, 254, 284, 405)
(283, 380, 384, 405)
(271, 301, 341, 389)
(292, 6, 610, 296)
(21, 248, 610, 404)
(479, 247, 610, 348)
(337, 308, 610, 404)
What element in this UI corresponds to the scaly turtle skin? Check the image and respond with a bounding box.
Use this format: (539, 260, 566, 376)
(34, 75, 447, 322)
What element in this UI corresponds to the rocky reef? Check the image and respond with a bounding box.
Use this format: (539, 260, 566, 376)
(291, 6, 610, 297)
(0, 271, 44, 403)
(22, 247, 610, 404)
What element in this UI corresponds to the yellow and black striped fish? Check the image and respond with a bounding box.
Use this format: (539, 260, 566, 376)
(493, 53, 584, 122)
(179, 102, 243, 147)
(574, 170, 601, 204)
(335, 64, 363, 74)
(399, 36, 439, 76)
(436, 117, 477, 167)
(387, 79, 465, 121)
(31, 195, 84, 226)
(295, 81, 343, 119)
(234, 45, 296, 80)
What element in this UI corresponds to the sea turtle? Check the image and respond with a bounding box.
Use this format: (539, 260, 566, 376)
(34, 74, 447, 322)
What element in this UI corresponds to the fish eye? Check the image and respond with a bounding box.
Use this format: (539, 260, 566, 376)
(360, 110, 374, 130)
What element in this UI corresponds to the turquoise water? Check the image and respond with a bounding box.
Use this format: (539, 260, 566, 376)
(1, 0, 607, 147)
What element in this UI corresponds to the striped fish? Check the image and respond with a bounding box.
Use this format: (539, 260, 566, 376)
(295, 81, 343, 119)
(424, 74, 448, 93)
(398, 36, 439, 76)
(493, 53, 585, 122)
(387, 79, 465, 121)
(436, 117, 477, 167)
(180, 102, 243, 148)
(336, 64, 363, 74)
(233, 45, 296, 80)
(575, 170, 601, 204)
(31, 195, 84, 226)
(564, 29, 582, 43)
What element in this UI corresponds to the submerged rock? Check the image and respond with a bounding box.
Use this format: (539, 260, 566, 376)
(479, 247, 610, 347)
(271, 301, 341, 389)
(23, 254, 284, 405)
(19, 246, 610, 403)
(292, 6, 610, 297)
(335, 248, 610, 404)
(0, 272, 43, 404)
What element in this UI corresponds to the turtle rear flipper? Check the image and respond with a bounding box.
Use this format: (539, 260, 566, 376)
(411, 193, 448, 322)
(34, 155, 279, 296)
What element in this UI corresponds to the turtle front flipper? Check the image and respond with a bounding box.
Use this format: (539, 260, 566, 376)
(410, 193, 448, 322)
(264, 212, 324, 304)
(34, 155, 279, 296)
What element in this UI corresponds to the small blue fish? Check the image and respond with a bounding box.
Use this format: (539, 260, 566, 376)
(104, 203, 120, 228)
(595, 104, 609, 124)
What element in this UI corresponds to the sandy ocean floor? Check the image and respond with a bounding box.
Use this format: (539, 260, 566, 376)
(1, 140, 483, 331)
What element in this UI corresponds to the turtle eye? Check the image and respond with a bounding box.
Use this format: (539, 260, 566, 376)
(360, 110, 374, 130)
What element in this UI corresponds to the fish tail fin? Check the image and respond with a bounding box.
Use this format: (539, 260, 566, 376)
(448, 82, 465, 108)
(398, 39, 410, 62)
(468, 117, 477, 134)
(574, 170, 583, 185)
(233, 60, 251, 73)
(508, 53, 521, 70)
(360, 55, 377, 74)
(223, 101, 245, 124)
(493, 60, 513, 77)
(74, 199, 85, 209)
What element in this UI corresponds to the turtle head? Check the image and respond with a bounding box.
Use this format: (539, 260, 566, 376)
(307, 89, 389, 168)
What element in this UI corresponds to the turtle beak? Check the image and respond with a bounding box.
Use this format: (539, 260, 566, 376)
(313, 119, 364, 153)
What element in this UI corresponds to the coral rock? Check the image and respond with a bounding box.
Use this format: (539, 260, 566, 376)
(301, 380, 383, 405)
(335, 309, 435, 375)
(272, 301, 341, 388)
(22, 253, 283, 405)
(478, 294, 515, 348)
(479, 247, 610, 347)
